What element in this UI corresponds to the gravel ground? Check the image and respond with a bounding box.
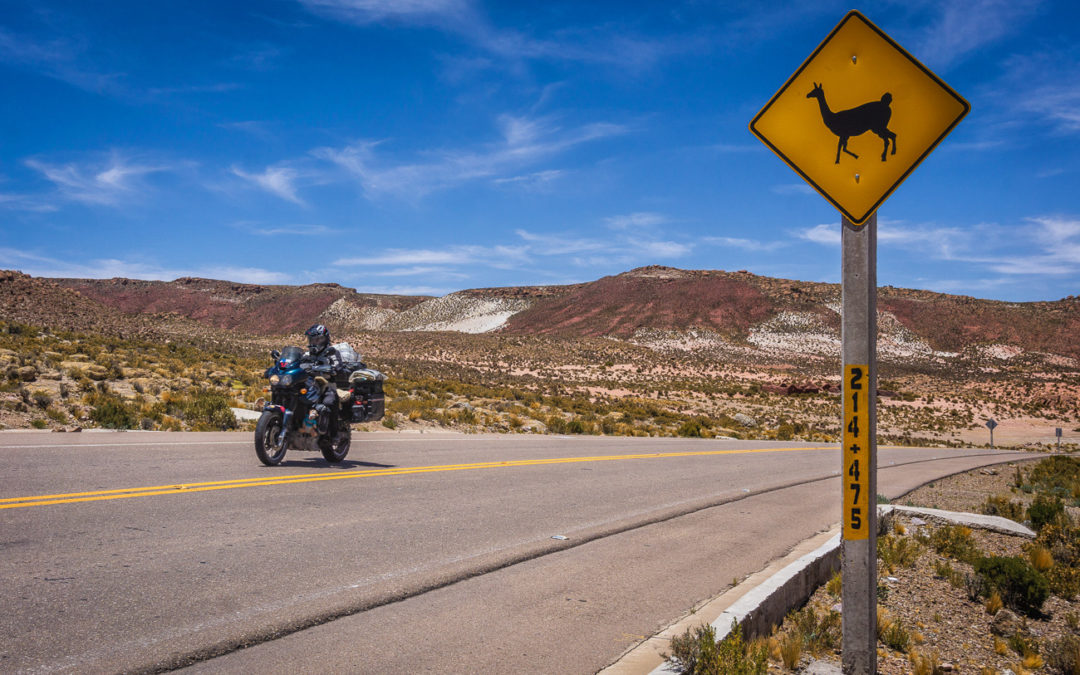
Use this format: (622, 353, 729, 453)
(771, 457, 1080, 674)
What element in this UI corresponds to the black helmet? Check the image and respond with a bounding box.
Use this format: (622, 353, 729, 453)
(305, 324, 330, 355)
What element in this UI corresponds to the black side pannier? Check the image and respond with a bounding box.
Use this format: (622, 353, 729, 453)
(345, 368, 385, 423)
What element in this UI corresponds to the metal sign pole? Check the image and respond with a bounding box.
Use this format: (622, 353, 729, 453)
(841, 213, 877, 674)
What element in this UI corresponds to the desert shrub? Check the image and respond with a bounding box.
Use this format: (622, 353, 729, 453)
(1037, 524, 1080, 568)
(933, 560, 965, 588)
(1046, 635, 1080, 675)
(880, 618, 911, 651)
(1029, 545, 1055, 573)
(1009, 633, 1040, 658)
(779, 631, 801, 669)
(31, 418, 48, 429)
(663, 621, 768, 675)
(87, 390, 137, 429)
(45, 406, 67, 423)
(181, 388, 237, 431)
(1046, 565, 1080, 600)
(787, 605, 841, 654)
(926, 524, 980, 564)
(878, 533, 924, 573)
(566, 417, 587, 434)
(31, 390, 52, 409)
(677, 417, 711, 438)
(909, 649, 945, 675)
(546, 415, 568, 434)
(382, 416, 397, 429)
(1029, 494, 1069, 531)
(965, 573, 989, 602)
(975, 556, 1049, 616)
(826, 571, 842, 598)
(985, 590, 1003, 614)
(982, 494, 1025, 522)
(1028, 456, 1080, 496)
(775, 423, 794, 440)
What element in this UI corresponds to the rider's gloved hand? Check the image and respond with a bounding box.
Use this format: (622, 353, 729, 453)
(315, 404, 328, 414)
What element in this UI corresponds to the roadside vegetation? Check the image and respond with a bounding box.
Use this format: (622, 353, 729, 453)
(663, 456, 1080, 674)
(2, 319, 1077, 449)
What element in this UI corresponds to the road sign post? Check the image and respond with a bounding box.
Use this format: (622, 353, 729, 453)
(842, 214, 877, 672)
(749, 11, 968, 674)
(986, 418, 998, 449)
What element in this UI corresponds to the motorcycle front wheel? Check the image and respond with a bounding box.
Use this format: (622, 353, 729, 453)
(255, 412, 287, 466)
(321, 428, 350, 463)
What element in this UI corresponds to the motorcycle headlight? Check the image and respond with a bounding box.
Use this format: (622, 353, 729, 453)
(269, 374, 280, 385)
(280, 374, 294, 387)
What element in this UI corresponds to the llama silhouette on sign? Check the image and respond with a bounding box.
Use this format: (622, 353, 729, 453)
(807, 82, 897, 164)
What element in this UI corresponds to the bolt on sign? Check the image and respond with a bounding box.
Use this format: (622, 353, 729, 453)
(749, 10, 970, 225)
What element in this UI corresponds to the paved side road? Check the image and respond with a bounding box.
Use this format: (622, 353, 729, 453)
(0, 431, 1034, 673)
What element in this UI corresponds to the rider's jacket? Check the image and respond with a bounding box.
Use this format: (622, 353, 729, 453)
(302, 346, 342, 407)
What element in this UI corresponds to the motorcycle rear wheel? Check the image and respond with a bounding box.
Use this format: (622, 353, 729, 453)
(255, 412, 287, 466)
(321, 428, 350, 463)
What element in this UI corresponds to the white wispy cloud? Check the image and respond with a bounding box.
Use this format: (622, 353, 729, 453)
(911, 0, 1043, 70)
(514, 229, 609, 256)
(299, 0, 471, 26)
(240, 223, 340, 236)
(799, 223, 841, 246)
(605, 212, 669, 229)
(0, 192, 59, 212)
(232, 165, 306, 205)
(711, 143, 761, 153)
(314, 114, 627, 198)
(516, 227, 689, 261)
(24, 154, 172, 205)
(771, 183, 816, 196)
(0, 26, 123, 94)
(492, 169, 564, 188)
(0, 247, 291, 284)
(334, 244, 530, 268)
(704, 236, 788, 252)
(298, 0, 683, 71)
(347, 283, 448, 296)
(998, 50, 1080, 135)
(371, 266, 469, 278)
(633, 239, 691, 258)
(798, 216, 1080, 278)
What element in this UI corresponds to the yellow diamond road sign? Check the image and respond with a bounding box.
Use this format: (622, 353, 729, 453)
(750, 10, 969, 226)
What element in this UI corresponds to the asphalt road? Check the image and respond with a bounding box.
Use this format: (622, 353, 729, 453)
(0, 431, 1035, 674)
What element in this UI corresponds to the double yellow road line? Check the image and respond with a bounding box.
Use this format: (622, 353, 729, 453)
(2, 446, 824, 510)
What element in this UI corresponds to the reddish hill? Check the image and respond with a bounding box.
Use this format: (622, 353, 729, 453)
(5, 267, 1079, 362)
(879, 289, 1080, 358)
(53, 277, 426, 336)
(501, 267, 777, 338)
(0, 271, 215, 341)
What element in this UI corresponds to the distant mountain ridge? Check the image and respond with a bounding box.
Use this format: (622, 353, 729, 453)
(2, 267, 1078, 361)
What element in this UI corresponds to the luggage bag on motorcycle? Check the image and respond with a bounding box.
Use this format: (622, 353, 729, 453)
(346, 368, 385, 423)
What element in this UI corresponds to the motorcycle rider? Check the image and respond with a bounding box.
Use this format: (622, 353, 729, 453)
(302, 324, 343, 443)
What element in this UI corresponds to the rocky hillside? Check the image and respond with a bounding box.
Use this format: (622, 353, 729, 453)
(3, 267, 1077, 443)
(4, 267, 1079, 364)
(53, 276, 427, 336)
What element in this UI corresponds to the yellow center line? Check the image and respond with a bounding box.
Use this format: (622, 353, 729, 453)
(2, 446, 826, 510)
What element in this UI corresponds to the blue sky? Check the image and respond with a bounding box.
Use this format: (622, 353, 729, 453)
(1, 0, 1078, 301)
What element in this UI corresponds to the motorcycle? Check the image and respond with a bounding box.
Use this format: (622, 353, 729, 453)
(255, 345, 386, 466)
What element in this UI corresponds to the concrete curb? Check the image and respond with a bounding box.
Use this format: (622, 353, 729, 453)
(231, 407, 262, 422)
(883, 504, 1036, 538)
(606, 504, 1034, 675)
